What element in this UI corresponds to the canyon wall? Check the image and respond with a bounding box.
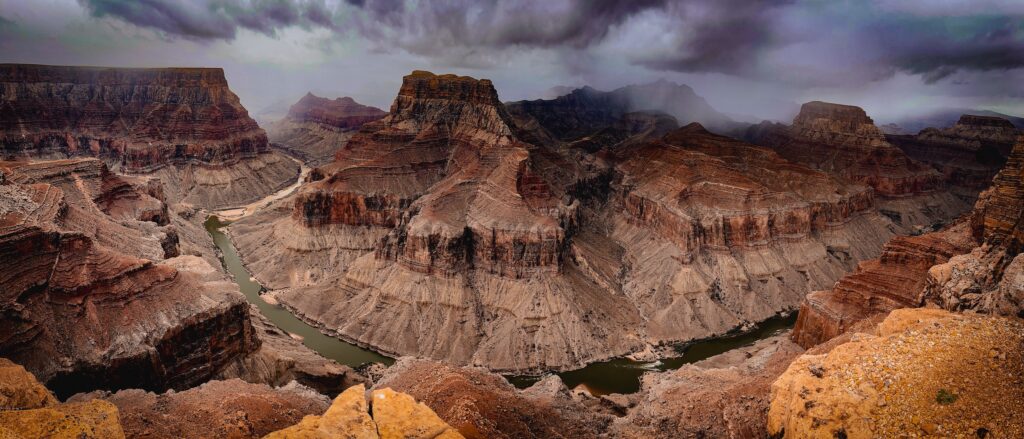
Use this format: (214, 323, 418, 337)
(747, 101, 969, 228)
(0, 64, 298, 209)
(791, 135, 1024, 348)
(888, 114, 1019, 200)
(266, 93, 386, 166)
(230, 71, 906, 373)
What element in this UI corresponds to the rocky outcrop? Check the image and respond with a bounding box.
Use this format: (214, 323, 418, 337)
(374, 358, 609, 438)
(888, 114, 1019, 199)
(791, 138, 1024, 347)
(923, 136, 1024, 317)
(769, 309, 1024, 438)
(71, 379, 329, 439)
(746, 101, 968, 228)
(267, 93, 385, 166)
(0, 160, 260, 398)
(790, 222, 977, 348)
(0, 64, 299, 209)
(0, 357, 125, 439)
(614, 335, 804, 438)
(264, 384, 464, 439)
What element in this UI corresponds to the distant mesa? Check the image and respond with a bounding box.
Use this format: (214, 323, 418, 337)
(286, 92, 387, 129)
(0, 63, 299, 209)
(265, 92, 386, 166)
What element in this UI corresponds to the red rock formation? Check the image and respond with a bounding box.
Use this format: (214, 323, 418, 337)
(791, 137, 1024, 348)
(888, 114, 1019, 197)
(0, 64, 299, 208)
(0, 159, 260, 398)
(286, 93, 386, 129)
(267, 93, 386, 166)
(747, 101, 945, 199)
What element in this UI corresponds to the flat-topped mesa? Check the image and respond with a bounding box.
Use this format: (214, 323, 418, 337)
(286, 93, 386, 129)
(791, 101, 884, 140)
(0, 64, 270, 172)
(958, 114, 1017, 129)
(395, 70, 502, 105)
(748, 101, 947, 200)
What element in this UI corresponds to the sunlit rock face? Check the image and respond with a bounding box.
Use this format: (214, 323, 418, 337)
(0, 64, 299, 209)
(266, 93, 386, 166)
(229, 70, 905, 374)
(771, 309, 1024, 439)
(746, 101, 970, 229)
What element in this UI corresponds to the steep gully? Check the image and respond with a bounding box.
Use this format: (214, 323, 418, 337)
(205, 154, 797, 395)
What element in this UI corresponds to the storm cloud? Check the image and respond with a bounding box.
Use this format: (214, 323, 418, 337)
(2, 0, 1022, 122)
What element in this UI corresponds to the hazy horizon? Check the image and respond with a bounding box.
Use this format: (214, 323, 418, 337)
(2, 0, 1022, 125)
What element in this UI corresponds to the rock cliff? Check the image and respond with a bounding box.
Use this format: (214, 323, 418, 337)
(0, 159, 261, 398)
(791, 137, 1024, 347)
(266, 93, 386, 166)
(0, 357, 126, 438)
(0, 64, 299, 209)
(746, 101, 969, 228)
(888, 114, 1019, 200)
(770, 309, 1024, 438)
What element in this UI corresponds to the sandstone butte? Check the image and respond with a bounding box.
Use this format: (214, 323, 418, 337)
(0, 64, 299, 209)
(769, 308, 1024, 438)
(228, 70, 936, 373)
(746, 101, 971, 228)
(266, 93, 387, 166)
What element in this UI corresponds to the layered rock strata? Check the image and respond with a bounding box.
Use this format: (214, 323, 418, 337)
(769, 309, 1024, 438)
(0, 160, 260, 398)
(746, 101, 968, 228)
(267, 93, 386, 166)
(791, 137, 1024, 347)
(0, 64, 299, 209)
(888, 114, 1019, 200)
(232, 71, 901, 372)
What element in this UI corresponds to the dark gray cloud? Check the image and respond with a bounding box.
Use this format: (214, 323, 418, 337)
(69, 0, 1024, 86)
(78, 0, 344, 40)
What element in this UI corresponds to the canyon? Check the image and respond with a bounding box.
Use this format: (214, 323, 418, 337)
(0, 62, 1021, 439)
(227, 71, 988, 376)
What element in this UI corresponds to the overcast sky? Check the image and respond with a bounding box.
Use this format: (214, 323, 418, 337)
(1, 0, 1022, 123)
